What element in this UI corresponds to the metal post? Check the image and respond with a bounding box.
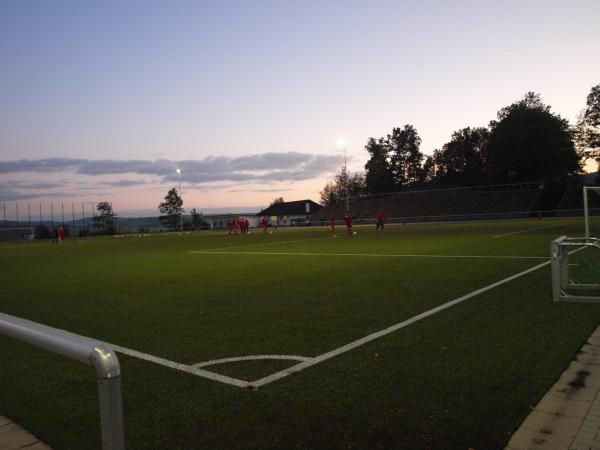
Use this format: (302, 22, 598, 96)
(551, 237, 564, 302)
(28, 203, 31, 226)
(51, 202, 54, 225)
(39, 203, 42, 225)
(61, 203, 65, 226)
(72, 203, 75, 232)
(16, 203, 19, 226)
(82, 202, 85, 228)
(177, 169, 183, 231)
(344, 147, 349, 212)
(0, 313, 126, 450)
(584, 186, 590, 239)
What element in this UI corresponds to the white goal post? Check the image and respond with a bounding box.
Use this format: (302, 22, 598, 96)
(0, 227, 35, 241)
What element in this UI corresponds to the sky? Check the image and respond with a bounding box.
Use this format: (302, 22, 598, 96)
(1, 0, 599, 216)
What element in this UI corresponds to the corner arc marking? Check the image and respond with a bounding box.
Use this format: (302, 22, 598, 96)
(192, 354, 313, 370)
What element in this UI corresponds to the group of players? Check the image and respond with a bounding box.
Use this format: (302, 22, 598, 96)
(227, 211, 387, 236)
(330, 211, 386, 235)
(227, 217, 251, 234)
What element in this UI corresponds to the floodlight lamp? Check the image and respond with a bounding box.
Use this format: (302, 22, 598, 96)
(176, 169, 181, 174)
(336, 137, 348, 148)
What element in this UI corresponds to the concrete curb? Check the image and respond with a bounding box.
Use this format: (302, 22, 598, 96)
(0, 416, 52, 450)
(506, 324, 600, 450)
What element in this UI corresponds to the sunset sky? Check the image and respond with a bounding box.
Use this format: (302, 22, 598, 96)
(1, 0, 599, 216)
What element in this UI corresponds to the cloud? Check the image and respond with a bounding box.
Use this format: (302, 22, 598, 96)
(228, 188, 295, 193)
(0, 182, 69, 201)
(0, 153, 344, 185)
(101, 180, 148, 187)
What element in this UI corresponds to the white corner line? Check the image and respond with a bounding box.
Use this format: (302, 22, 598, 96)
(190, 250, 547, 260)
(192, 354, 313, 369)
(493, 224, 564, 238)
(107, 343, 250, 388)
(249, 259, 551, 388)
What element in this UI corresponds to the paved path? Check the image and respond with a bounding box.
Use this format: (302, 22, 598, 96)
(0, 416, 51, 450)
(507, 324, 600, 450)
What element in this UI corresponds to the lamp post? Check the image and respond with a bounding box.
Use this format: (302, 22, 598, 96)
(336, 138, 350, 212)
(176, 168, 183, 231)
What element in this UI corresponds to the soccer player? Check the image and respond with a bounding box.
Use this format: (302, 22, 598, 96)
(58, 226, 65, 244)
(330, 215, 336, 233)
(344, 211, 353, 235)
(376, 211, 386, 231)
(261, 216, 269, 233)
(227, 217, 234, 235)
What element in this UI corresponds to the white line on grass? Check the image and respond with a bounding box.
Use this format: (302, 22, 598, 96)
(192, 354, 313, 369)
(191, 250, 547, 260)
(249, 259, 551, 388)
(191, 235, 342, 253)
(493, 224, 564, 238)
(107, 344, 251, 388)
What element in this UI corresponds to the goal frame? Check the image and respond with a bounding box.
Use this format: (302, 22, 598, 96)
(551, 235, 600, 303)
(583, 186, 600, 238)
(1, 226, 35, 241)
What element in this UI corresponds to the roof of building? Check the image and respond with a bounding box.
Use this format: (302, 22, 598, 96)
(257, 200, 322, 217)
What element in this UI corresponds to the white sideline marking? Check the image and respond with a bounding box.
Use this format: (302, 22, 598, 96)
(51, 255, 554, 389)
(249, 260, 551, 388)
(107, 344, 250, 388)
(191, 250, 547, 260)
(192, 235, 342, 253)
(192, 354, 313, 369)
(493, 224, 563, 238)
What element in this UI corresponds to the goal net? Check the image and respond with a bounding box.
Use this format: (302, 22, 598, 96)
(551, 236, 600, 303)
(0, 227, 35, 242)
(584, 186, 600, 238)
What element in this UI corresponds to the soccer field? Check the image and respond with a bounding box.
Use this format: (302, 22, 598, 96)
(1, 218, 600, 449)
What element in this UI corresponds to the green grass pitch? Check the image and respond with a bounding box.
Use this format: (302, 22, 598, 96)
(1, 218, 600, 449)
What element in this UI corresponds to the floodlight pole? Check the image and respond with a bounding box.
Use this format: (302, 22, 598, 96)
(177, 169, 183, 232)
(584, 186, 590, 239)
(344, 147, 349, 212)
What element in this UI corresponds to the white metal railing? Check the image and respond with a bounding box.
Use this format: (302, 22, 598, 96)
(0, 312, 125, 449)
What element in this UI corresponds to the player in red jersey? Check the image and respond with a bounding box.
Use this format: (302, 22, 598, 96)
(261, 216, 269, 233)
(376, 211, 386, 231)
(343, 211, 353, 235)
(244, 218, 250, 234)
(330, 215, 336, 233)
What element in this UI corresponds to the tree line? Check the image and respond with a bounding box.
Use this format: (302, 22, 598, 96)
(320, 85, 600, 205)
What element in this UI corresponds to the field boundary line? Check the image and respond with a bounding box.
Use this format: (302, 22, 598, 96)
(249, 259, 551, 388)
(493, 224, 563, 238)
(107, 344, 250, 388)
(192, 354, 313, 369)
(191, 235, 342, 253)
(191, 250, 547, 260)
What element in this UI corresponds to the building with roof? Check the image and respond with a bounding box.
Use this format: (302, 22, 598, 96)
(256, 199, 322, 226)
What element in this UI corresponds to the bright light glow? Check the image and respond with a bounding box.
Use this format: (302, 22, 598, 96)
(176, 168, 181, 174)
(336, 137, 348, 148)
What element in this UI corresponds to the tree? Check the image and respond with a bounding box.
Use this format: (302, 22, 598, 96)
(432, 127, 489, 186)
(388, 124, 423, 188)
(319, 167, 365, 205)
(159, 188, 184, 230)
(486, 92, 581, 182)
(94, 201, 116, 234)
(420, 156, 436, 184)
(191, 208, 203, 230)
(364, 137, 393, 194)
(576, 83, 600, 167)
(270, 197, 285, 206)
